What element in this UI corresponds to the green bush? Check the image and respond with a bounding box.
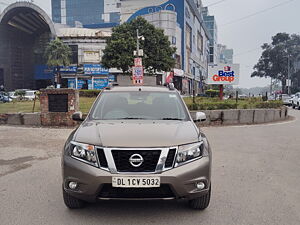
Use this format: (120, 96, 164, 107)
(186, 98, 283, 110)
(205, 89, 220, 98)
(187, 101, 238, 110)
(254, 100, 283, 109)
(79, 90, 101, 98)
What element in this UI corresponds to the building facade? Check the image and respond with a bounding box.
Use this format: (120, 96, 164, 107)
(217, 44, 234, 64)
(51, 0, 121, 27)
(121, 0, 211, 95)
(202, 7, 218, 64)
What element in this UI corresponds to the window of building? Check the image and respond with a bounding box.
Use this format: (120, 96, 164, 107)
(69, 45, 78, 64)
(209, 55, 214, 63)
(186, 23, 192, 50)
(172, 36, 176, 45)
(197, 31, 203, 54)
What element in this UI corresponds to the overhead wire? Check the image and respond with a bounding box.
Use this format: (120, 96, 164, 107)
(220, 0, 296, 27)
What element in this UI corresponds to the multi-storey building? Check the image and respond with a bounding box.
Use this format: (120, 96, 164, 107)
(51, 0, 121, 27)
(50, 0, 213, 94)
(202, 6, 218, 64)
(120, 0, 211, 94)
(217, 44, 234, 64)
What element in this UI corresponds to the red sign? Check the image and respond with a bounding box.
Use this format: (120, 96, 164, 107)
(134, 58, 143, 67)
(132, 66, 144, 85)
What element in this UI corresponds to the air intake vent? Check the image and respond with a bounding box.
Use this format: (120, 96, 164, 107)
(97, 148, 108, 168)
(165, 148, 176, 168)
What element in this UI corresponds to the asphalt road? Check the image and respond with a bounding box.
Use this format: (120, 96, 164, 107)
(0, 110, 300, 225)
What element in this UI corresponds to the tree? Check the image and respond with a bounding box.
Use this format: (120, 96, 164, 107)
(44, 38, 72, 86)
(251, 33, 300, 93)
(102, 17, 176, 74)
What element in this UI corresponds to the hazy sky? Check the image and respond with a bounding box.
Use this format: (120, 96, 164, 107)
(1, 0, 300, 88)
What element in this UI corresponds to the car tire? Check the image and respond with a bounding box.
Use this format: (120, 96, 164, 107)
(189, 185, 211, 210)
(63, 188, 85, 209)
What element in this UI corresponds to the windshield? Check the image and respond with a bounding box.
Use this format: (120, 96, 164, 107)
(91, 91, 189, 121)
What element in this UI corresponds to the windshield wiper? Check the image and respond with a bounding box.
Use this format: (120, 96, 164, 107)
(117, 117, 147, 120)
(161, 118, 184, 121)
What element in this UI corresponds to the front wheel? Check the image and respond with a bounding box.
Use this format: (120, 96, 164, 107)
(189, 185, 211, 210)
(63, 188, 85, 209)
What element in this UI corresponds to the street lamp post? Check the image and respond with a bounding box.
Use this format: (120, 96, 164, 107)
(287, 55, 291, 95)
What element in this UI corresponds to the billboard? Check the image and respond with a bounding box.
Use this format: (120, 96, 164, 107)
(207, 64, 240, 85)
(94, 78, 109, 89)
(60, 66, 77, 74)
(84, 64, 109, 75)
(83, 51, 100, 63)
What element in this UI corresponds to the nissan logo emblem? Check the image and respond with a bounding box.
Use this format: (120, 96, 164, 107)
(129, 154, 144, 167)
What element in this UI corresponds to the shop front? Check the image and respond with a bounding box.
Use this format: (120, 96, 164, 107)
(62, 64, 115, 90)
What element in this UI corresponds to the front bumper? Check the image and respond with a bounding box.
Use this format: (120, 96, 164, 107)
(62, 155, 211, 202)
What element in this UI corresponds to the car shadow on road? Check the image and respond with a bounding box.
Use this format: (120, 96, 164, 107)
(62, 200, 209, 224)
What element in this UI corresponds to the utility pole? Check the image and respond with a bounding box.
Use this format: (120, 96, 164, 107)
(132, 29, 144, 85)
(136, 29, 139, 55)
(287, 55, 291, 95)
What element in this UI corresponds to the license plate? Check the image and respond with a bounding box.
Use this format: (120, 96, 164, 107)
(112, 177, 160, 188)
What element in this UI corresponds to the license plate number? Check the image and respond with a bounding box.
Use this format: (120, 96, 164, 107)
(112, 177, 160, 188)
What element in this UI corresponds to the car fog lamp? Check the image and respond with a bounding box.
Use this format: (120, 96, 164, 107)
(68, 181, 78, 190)
(196, 182, 205, 190)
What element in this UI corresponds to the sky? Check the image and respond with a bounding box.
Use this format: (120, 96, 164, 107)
(1, 0, 300, 88)
(202, 0, 300, 88)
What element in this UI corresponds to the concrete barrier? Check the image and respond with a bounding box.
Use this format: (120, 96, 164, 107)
(223, 110, 240, 125)
(239, 110, 254, 124)
(253, 109, 266, 124)
(0, 107, 289, 127)
(7, 114, 23, 125)
(265, 109, 275, 123)
(192, 107, 289, 126)
(274, 109, 281, 121)
(23, 113, 41, 126)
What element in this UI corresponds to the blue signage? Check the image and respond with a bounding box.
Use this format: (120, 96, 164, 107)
(60, 66, 77, 73)
(68, 79, 76, 89)
(94, 78, 109, 89)
(84, 64, 109, 75)
(68, 78, 108, 90)
(108, 75, 115, 82)
(35, 65, 54, 80)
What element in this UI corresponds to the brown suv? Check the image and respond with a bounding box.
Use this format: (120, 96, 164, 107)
(62, 85, 212, 210)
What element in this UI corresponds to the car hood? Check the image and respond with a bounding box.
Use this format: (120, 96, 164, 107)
(74, 120, 200, 148)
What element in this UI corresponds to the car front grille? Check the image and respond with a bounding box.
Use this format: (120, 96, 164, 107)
(112, 150, 161, 172)
(98, 184, 175, 199)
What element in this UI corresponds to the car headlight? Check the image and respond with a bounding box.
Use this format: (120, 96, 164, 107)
(175, 141, 208, 166)
(70, 141, 98, 167)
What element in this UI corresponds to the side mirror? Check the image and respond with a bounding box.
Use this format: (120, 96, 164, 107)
(193, 112, 206, 122)
(72, 112, 84, 121)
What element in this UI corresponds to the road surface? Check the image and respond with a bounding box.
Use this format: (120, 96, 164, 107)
(0, 110, 299, 225)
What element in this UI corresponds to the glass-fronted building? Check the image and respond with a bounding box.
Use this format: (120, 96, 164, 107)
(51, 0, 121, 27)
(202, 7, 218, 64)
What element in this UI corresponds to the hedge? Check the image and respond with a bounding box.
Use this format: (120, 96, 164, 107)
(186, 100, 283, 110)
(79, 90, 101, 97)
